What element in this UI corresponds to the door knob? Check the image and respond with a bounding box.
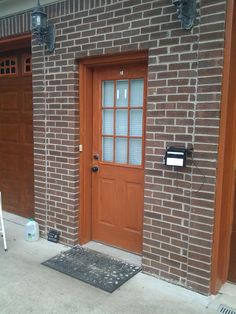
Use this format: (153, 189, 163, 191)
(91, 166, 99, 172)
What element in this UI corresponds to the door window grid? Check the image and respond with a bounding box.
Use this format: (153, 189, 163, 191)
(101, 79, 144, 166)
(0, 57, 17, 76)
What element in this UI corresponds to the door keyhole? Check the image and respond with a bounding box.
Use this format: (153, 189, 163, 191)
(93, 154, 99, 160)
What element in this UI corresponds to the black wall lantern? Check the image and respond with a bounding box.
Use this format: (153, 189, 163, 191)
(31, 0, 55, 52)
(172, 0, 196, 30)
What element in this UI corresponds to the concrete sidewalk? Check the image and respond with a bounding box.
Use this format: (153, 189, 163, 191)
(0, 212, 235, 314)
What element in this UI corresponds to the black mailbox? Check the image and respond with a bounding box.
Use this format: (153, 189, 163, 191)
(164, 147, 187, 167)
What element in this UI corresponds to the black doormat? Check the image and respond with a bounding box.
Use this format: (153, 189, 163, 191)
(42, 246, 141, 293)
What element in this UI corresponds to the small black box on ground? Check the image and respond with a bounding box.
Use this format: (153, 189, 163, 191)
(48, 229, 60, 243)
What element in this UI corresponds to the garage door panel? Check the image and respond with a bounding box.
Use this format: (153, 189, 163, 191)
(23, 91, 33, 112)
(0, 152, 19, 172)
(0, 92, 18, 111)
(0, 50, 34, 218)
(0, 143, 22, 155)
(0, 173, 21, 207)
(22, 155, 34, 176)
(21, 124, 33, 144)
(0, 113, 20, 124)
(0, 123, 20, 143)
(23, 184, 34, 215)
(21, 114, 33, 124)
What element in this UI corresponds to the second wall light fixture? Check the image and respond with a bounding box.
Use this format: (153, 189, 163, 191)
(172, 0, 197, 30)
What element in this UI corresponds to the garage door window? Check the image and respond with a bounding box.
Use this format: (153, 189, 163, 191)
(0, 57, 17, 76)
(22, 55, 31, 75)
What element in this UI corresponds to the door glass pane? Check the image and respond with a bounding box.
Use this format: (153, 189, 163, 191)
(130, 79, 144, 107)
(116, 80, 128, 107)
(116, 109, 128, 136)
(129, 139, 142, 165)
(102, 81, 114, 107)
(102, 137, 113, 162)
(115, 138, 127, 163)
(130, 109, 143, 137)
(102, 109, 114, 135)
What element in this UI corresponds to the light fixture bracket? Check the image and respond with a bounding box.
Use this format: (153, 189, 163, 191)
(32, 24, 55, 53)
(172, 0, 196, 30)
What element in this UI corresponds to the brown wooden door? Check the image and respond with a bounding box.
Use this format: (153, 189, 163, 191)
(0, 50, 34, 217)
(91, 64, 146, 254)
(228, 170, 236, 282)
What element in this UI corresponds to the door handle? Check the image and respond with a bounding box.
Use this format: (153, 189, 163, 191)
(91, 166, 99, 173)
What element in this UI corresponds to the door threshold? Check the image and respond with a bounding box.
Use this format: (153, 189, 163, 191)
(82, 241, 142, 267)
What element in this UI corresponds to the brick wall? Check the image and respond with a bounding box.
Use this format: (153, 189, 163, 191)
(0, 0, 227, 294)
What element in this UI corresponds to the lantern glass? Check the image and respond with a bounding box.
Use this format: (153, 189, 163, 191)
(40, 12, 47, 29)
(31, 7, 47, 31)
